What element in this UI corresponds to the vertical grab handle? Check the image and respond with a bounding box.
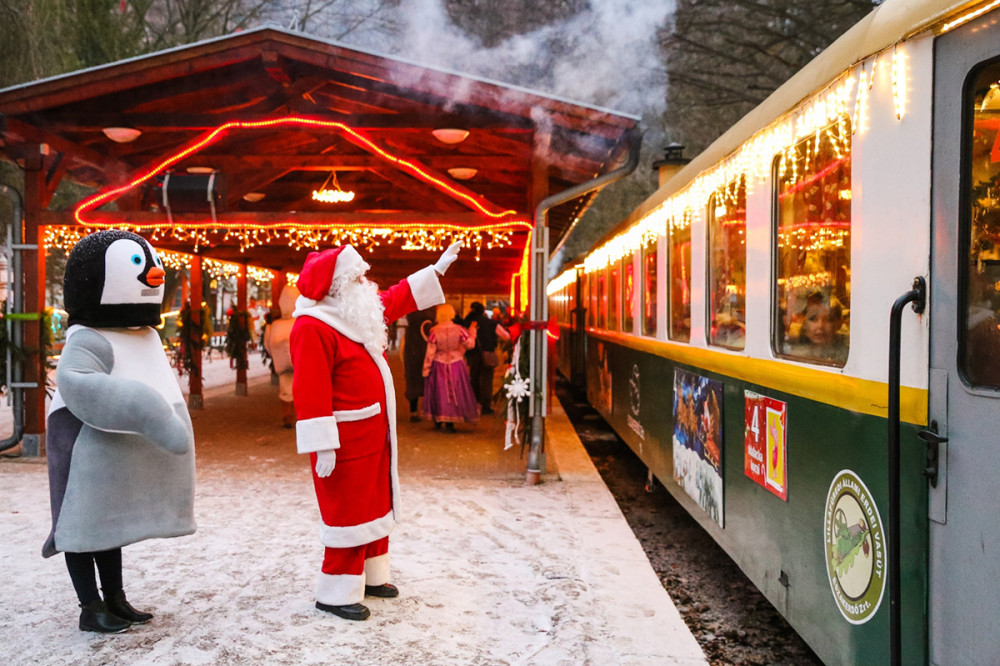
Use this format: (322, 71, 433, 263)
(887, 276, 925, 666)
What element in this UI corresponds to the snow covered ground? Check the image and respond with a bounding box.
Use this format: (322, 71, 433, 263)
(0, 350, 706, 665)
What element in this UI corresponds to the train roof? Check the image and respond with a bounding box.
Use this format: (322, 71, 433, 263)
(619, 0, 984, 234)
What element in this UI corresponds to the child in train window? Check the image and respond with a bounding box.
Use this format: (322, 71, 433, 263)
(773, 116, 852, 367)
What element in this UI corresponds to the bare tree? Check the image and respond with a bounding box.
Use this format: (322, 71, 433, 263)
(661, 0, 880, 154)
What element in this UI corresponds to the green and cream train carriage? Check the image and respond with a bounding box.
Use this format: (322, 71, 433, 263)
(548, 1, 1000, 663)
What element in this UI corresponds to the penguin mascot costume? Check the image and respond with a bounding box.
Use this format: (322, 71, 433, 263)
(44, 230, 195, 633)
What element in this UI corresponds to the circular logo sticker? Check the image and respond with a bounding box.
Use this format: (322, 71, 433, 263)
(823, 470, 886, 624)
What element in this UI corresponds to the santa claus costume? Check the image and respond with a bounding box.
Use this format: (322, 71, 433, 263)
(290, 242, 459, 620)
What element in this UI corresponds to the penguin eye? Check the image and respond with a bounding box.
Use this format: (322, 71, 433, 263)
(154, 255, 162, 266)
(131, 254, 142, 265)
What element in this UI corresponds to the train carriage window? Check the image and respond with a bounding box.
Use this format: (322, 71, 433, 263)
(587, 272, 596, 327)
(773, 117, 851, 366)
(642, 236, 657, 336)
(609, 261, 620, 331)
(597, 269, 607, 329)
(962, 64, 1000, 388)
(623, 256, 635, 333)
(669, 216, 692, 342)
(708, 177, 747, 349)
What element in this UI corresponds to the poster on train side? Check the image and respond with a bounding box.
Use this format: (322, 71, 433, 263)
(672, 369, 724, 527)
(744, 391, 788, 501)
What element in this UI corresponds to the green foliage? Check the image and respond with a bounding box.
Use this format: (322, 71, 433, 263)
(224, 309, 251, 371)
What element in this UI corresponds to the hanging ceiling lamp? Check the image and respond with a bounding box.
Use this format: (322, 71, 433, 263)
(312, 171, 355, 203)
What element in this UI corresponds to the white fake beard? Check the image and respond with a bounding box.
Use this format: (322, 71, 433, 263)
(330, 277, 387, 351)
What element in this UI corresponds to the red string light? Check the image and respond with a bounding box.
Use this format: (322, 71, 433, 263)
(74, 116, 529, 230)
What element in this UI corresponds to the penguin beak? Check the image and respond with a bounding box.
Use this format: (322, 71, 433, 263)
(145, 266, 166, 288)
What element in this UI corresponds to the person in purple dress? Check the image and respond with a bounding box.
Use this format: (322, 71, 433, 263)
(421, 304, 480, 431)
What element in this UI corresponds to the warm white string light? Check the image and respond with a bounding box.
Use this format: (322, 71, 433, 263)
(580, 38, 911, 278)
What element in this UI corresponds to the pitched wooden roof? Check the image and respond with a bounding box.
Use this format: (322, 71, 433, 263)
(0, 27, 637, 293)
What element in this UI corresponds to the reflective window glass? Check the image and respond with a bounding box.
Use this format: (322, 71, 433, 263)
(774, 117, 851, 365)
(623, 258, 635, 333)
(597, 271, 607, 329)
(963, 63, 1000, 387)
(708, 177, 747, 349)
(608, 262, 620, 331)
(670, 217, 692, 342)
(642, 236, 657, 336)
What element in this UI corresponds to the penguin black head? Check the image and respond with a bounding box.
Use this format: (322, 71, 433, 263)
(64, 230, 166, 328)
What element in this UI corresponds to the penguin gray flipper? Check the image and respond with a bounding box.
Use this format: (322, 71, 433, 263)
(57, 328, 192, 455)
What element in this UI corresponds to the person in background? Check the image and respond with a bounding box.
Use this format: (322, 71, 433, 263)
(263, 283, 300, 428)
(422, 303, 479, 432)
(402, 306, 435, 421)
(463, 302, 488, 408)
(794, 289, 847, 364)
(466, 302, 510, 414)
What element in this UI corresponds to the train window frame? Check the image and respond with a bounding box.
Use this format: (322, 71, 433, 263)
(641, 234, 658, 337)
(608, 259, 621, 331)
(597, 268, 607, 329)
(959, 58, 1000, 390)
(770, 116, 852, 367)
(623, 252, 636, 334)
(706, 177, 747, 350)
(668, 215, 693, 343)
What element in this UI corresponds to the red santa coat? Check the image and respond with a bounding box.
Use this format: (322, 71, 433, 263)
(290, 266, 443, 549)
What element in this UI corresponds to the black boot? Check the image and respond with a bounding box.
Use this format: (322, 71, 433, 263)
(79, 599, 131, 633)
(365, 583, 399, 598)
(315, 601, 370, 621)
(104, 589, 153, 624)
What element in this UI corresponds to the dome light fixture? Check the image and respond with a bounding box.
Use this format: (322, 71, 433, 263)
(432, 128, 470, 145)
(447, 167, 478, 181)
(243, 192, 266, 202)
(102, 127, 142, 143)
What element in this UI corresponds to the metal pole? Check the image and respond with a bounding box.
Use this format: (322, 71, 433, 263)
(526, 128, 643, 483)
(0, 184, 25, 453)
(887, 276, 925, 666)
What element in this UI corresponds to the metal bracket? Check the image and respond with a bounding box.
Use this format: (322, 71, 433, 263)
(917, 420, 947, 488)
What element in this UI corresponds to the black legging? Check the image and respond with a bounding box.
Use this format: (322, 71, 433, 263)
(64, 549, 123, 605)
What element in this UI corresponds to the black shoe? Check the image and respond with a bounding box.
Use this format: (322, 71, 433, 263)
(365, 583, 399, 598)
(315, 601, 370, 621)
(79, 599, 131, 633)
(434, 421, 442, 430)
(409, 414, 420, 422)
(482, 407, 495, 415)
(104, 589, 153, 624)
(445, 422, 456, 433)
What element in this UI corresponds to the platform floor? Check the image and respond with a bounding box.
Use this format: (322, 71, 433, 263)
(0, 350, 706, 665)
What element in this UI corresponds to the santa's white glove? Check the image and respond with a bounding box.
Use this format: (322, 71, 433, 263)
(433, 242, 462, 276)
(315, 449, 337, 477)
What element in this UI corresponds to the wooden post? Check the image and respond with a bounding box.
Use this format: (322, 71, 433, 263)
(188, 256, 204, 409)
(236, 264, 248, 395)
(21, 146, 47, 456)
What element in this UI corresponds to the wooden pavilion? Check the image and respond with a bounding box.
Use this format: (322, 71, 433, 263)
(0, 26, 638, 454)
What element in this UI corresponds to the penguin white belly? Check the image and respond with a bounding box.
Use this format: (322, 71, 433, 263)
(45, 325, 196, 556)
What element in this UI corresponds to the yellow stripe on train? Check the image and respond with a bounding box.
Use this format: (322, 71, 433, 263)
(587, 329, 928, 425)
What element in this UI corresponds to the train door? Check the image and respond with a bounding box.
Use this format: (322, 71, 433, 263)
(930, 14, 1000, 664)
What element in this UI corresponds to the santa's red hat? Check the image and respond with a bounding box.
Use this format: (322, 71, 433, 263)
(296, 245, 367, 300)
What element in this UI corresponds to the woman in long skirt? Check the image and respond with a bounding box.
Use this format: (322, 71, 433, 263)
(422, 304, 479, 431)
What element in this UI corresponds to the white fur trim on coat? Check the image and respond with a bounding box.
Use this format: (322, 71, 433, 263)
(296, 415, 340, 454)
(408, 265, 445, 310)
(319, 510, 394, 548)
(316, 571, 365, 606)
(333, 402, 381, 422)
(364, 553, 391, 587)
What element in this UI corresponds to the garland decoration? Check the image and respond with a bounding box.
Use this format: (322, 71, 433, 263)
(225, 309, 251, 371)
